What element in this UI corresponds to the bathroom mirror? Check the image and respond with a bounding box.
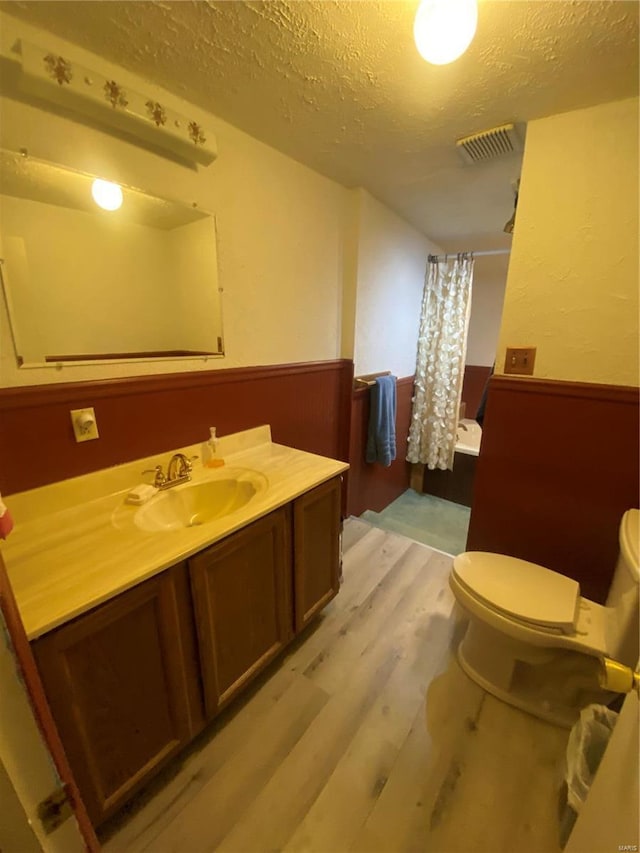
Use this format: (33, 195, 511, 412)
(0, 149, 223, 367)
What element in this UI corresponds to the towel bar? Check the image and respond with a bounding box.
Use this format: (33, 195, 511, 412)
(354, 371, 391, 388)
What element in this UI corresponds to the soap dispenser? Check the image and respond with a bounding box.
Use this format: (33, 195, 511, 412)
(202, 427, 224, 468)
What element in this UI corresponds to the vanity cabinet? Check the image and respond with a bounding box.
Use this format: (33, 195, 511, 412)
(190, 507, 293, 718)
(32, 475, 343, 827)
(293, 476, 342, 632)
(32, 563, 203, 826)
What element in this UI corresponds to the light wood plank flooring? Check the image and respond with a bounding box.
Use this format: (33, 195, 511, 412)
(101, 519, 567, 853)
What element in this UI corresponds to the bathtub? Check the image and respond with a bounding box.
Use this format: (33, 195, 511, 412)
(417, 419, 482, 507)
(455, 418, 482, 457)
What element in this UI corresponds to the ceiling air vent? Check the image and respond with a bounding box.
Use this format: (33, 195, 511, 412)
(456, 123, 522, 165)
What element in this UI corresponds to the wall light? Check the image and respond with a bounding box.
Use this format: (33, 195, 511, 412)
(414, 0, 478, 65)
(91, 179, 123, 211)
(19, 40, 217, 167)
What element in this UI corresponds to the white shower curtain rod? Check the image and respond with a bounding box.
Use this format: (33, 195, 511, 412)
(428, 248, 511, 262)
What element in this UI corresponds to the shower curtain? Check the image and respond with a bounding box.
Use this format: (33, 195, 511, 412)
(407, 253, 474, 470)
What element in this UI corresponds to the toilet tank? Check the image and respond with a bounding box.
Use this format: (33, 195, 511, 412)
(605, 509, 639, 666)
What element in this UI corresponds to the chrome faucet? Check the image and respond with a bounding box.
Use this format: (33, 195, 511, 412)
(143, 453, 196, 490)
(166, 453, 193, 486)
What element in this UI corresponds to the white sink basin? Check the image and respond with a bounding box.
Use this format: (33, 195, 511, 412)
(133, 469, 267, 532)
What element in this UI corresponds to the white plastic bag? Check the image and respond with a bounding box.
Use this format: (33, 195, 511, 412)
(565, 703, 618, 813)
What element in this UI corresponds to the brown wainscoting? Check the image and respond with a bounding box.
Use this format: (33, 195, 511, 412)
(466, 375, 640, 604)
(347, 376, 414, 517)
(0, 360, 354, 495)
(420, 452, 477, 507)
(461, 364, 492, 420)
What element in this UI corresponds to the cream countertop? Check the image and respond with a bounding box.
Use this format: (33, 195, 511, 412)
(1, 426, 349, 640)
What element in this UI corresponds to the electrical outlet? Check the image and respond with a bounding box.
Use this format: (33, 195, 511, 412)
(504, 347, 536, 376)
(71, 407, 99, 442)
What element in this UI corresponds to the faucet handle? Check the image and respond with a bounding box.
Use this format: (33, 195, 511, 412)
(142, 465, 165, 487)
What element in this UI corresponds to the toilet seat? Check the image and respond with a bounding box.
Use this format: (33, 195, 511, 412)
(453, 552, 580, 633)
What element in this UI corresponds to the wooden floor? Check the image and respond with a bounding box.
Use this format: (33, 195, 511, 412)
(101, 520, 567, 853)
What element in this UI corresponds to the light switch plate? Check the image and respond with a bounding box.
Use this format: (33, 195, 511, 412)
(504, 347, 536, 376)
(70, 407, 99, 442)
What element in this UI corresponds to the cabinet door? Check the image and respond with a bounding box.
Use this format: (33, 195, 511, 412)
(293, 476, 342, 633)
(189, 508, 293, 718)
(32, 563, 203, 827)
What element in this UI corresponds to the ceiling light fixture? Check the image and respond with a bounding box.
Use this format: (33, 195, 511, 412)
(414, 0, 478, 65)
(91, 178, 123, 211)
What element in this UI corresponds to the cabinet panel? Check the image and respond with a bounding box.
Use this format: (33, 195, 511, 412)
(293, 476, 342, 632)
(32, 563, 202, 826)
(189, 507, 293, 717)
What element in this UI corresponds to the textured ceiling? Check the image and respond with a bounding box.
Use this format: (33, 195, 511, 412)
(3, 1, 639, 250)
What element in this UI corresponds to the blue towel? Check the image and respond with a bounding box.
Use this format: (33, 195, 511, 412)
(366, 375, 397, 467)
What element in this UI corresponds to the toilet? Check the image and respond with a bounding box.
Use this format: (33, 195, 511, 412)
(450, 509, 639, 728)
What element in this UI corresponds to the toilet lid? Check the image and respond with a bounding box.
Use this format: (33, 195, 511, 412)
(453, 552, 580, 632)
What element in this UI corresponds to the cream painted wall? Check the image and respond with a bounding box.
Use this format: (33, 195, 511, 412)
(465, 255, 508, 367)
(0, 758, 41, 853)
(351, 189, 441, 379)
(0, 12, 348, 386)
(496, 97, 639, 385)
(340, 189, 359, 364)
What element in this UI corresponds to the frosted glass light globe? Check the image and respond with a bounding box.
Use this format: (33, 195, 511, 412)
(414, 0, 478, 66)
(91, 178, 123, 211)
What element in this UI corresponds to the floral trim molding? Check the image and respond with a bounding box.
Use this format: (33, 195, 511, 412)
(145, 99, 167, 127)
(188, 120, 206, 145)
(104, 80, 129, 109)
(20, 41, 216, 166)
(44, 53, 73, 85)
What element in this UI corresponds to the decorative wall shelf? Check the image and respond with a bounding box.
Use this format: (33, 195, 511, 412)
(18, 40, 217, 167)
